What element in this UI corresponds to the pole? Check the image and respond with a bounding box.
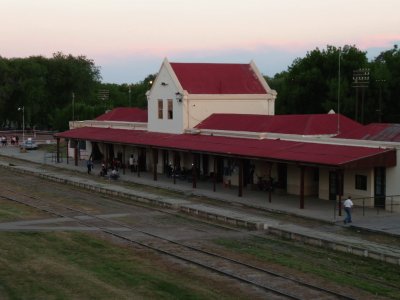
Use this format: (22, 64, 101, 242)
(353, 68, 369, 123)
(376, 79, 385, 122)
(361, 87, 365, 124)
(379, 84, 382, 123)
(355, 88, 359, 121)
(128, 86, 131, 107)
(337, 47, 341, 134)
(72, 92, 75, 122)
(18, 106, 25, 143)
(300, 166, 305, 209)
(22, 106, 25, 143)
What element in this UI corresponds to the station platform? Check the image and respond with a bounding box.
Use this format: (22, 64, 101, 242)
(1, 146, 400, 265)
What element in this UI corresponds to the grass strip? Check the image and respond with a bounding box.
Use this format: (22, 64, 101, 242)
(214, 236, 400, 299)
(0, 232, 248, 300)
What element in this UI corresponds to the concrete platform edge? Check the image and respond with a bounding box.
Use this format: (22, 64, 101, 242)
(1, 162, 400, 266)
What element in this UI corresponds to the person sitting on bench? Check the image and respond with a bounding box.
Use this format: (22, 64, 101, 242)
(100, 163, 107, 177)
(110, 168, 119, 180)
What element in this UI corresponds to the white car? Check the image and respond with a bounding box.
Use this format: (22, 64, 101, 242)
(20, 139, 38, 150)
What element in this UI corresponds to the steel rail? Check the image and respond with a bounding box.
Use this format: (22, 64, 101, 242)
(1, 189, 355, 300)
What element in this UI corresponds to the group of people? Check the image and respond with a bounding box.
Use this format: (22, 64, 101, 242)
(86, 158, 120, 180)
(1, 136, 7, 146)
(86, 153, 140, 179)
(99, 163, 119, 179)
(94, 160, 120, 180)
(1, 135, 20, 146)
(128, 154, 138, 173)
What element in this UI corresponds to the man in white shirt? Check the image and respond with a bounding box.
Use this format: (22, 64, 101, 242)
(129, 155, 134, 172)
(110, 168, 119, 180)
(343, 196, 354, 224)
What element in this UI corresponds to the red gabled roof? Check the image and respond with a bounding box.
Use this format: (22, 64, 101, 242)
(95, 107, 147, 122)
(55, 127, 396, 169)
(170, 62, 267, 94)
(196, 113, 363, 135)
(336, 123, 400, 142)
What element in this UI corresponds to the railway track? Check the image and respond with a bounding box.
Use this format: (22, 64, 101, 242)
(0, 188, 355, 300)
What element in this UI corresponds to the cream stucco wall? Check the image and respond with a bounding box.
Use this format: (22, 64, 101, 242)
(386, 149, 400, 196)
(184, 96, 274, 128)
(147, 58, 277, 134)
(343, 169, 374, 200)
(147, 62, 184, 134)
(319, 168, 375, 205)
(67, 140, 92, 160)
(286, 165, 318, 196)
(318, 169, 330, 200)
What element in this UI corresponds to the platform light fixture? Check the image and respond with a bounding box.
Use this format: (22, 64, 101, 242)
(175, 92, 183, 102)
(18, 106, 25, 143)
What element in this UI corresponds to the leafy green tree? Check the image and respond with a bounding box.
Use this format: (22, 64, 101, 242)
(0, 53, 102, 130)
(0, 57, 14, 127)
(3, 45, 400, 132)
(270, 45, 368, 120)
(369, 45, 400, 122)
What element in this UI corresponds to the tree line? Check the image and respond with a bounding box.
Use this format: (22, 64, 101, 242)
(268, 44, 400, 124)
(0, 45, 399, 132)
(0, 52, 154, 131)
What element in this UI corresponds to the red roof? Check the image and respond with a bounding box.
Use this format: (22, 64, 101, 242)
(95, 107, 147, 122)
(170, 63, 267, 94)
(196, 113, 363, 135)
(336, 123, 400, 142)
(55, 127, 395, 169)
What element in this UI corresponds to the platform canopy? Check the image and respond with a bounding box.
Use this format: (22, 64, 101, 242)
(55, 127, 396, 169)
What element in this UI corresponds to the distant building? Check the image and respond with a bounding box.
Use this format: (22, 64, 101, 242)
(55, 59, 399, 212)
(147, 58, 277, 134)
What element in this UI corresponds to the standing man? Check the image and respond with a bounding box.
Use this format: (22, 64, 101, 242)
(133, 155, 138, 173)
(343, 196, 354, 224)
(87, 158, 93, 174)
(129, 154, 134, 172)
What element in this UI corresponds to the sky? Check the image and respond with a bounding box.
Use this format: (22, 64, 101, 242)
(1, 0, 399, 84)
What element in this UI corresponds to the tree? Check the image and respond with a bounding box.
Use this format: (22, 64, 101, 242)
(0, 57, 14, 127)
(0, 53, 102, 130)
(270, 45, 368, 119)
(369, 45, 400, 122)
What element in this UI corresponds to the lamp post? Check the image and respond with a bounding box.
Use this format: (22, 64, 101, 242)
(376, 79, 386, 122)
(352, 68, 370, 123)
(337, 47, 341, 134)
(18, 106, 25, 143)
(128, 85, 131, 107)
(72, 92, 75, 122)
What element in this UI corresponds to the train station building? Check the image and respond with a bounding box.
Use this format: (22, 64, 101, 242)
(55, 58, 399, 211)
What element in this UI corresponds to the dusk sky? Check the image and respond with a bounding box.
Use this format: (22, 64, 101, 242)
(1, 0, 399, 84)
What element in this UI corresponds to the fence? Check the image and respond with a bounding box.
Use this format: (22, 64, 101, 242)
(351, 195, 400, 215)
(43, 152, 65, 164)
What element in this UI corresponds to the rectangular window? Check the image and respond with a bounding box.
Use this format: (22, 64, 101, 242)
(158, 99, 163, 119)
(79, 141, 86, 150)
(167, 99, 173, 119)
(355, 174, 367, 190)
(69, 140, 85, 149)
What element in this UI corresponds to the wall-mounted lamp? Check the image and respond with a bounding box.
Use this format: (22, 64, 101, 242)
(175, 92, 183, 102)
(161, 82, 168, 86)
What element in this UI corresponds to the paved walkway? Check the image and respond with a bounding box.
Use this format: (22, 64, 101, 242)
(1, 146, 400, 265)
(1, 146, 398, 232)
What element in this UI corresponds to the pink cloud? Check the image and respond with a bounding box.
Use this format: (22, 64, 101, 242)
(357, 34, 400, 50)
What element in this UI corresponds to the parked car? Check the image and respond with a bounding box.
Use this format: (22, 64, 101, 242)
(20, 139, 38, 150)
